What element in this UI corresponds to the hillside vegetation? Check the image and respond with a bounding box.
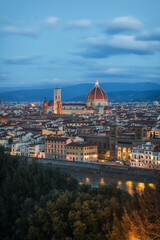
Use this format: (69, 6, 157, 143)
(0, 146, 160, 240)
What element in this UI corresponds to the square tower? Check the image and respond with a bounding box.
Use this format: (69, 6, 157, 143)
(135, 126, 148, 139)
(54, 88, 61, 114)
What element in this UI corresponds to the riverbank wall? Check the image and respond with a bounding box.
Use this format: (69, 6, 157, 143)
(22, 157, 160, 183)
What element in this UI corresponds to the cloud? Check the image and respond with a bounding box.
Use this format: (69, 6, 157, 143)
(0, 16, 10, 24)
(1, 16, 59, 38)
(66, 19, 92, 29)
(2, 25, 39, 38)
(3, 55, 42, 65)
(86, 65, 160, 82)
(0, 71, 10, 80)
(105, 16, 142, 34)
(136, 28, 160, 41)
(43, 17, 59, 26)
(79, 35, 160, 58)
(41, 65, 62, 70)
(38, 78, 59, 84)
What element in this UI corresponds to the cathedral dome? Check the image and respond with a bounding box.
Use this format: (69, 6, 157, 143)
(104, 106, 111, 110)
(86, 80, 108, 101)
(48, 100, 54, 106)
(87, 106, 94, 110)
(86, 80, 108, 108)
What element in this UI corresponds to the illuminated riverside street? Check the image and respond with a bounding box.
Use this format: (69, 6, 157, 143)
(60, 168, 155, 195)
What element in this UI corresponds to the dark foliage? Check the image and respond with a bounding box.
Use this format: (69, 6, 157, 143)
(0, 146, 159, 240)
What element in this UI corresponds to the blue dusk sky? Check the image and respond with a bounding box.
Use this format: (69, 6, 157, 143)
(0, 0, 160, 88)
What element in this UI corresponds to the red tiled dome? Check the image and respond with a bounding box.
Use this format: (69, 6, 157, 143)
(87, 80, 108, 102)
(48, 100, 54, 106)
(87, 106, 94, 110)
(104, 106, 111, 110)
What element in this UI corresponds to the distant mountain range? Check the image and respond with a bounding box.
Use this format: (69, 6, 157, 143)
(0, 82, 160, 102)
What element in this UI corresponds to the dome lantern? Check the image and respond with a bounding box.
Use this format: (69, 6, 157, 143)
(95, 79, 99, 87)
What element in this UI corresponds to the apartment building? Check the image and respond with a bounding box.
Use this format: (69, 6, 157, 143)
(45, 136, 84, 160)
(66, 142, 98, 162)
(130, 142, 160, 168)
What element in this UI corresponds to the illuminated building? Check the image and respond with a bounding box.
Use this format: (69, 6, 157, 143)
(66, 142, 98, 162)
(45, 136, 84, 160)
(130, 142, 160, 168)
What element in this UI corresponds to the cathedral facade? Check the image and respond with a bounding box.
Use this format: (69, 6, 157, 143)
(43, 80, 111, 115)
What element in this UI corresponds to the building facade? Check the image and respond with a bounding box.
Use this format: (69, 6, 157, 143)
(130, 142, 160, 168)
(83, 125, 154, 161)
(45, 136, 84, 160)
(66, 142, 98, 162)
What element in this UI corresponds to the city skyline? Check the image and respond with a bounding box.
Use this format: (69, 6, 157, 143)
(0, 0, 160, 88)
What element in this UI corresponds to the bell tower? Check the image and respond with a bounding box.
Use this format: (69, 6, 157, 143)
(54, 88, 61, 114)
(135, 126, 148, 139)
(110, 122, 122, 138)
(43, 96, 47, 115)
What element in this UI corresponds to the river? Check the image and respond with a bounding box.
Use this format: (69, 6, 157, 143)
(60, 168, 155, 195)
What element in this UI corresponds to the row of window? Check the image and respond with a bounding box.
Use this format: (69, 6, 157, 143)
(131, 161, 159, 165)
(68, 157, 89, 160)
(46, 141, 65, 144)
(66, 152, 96, 155)
(67, 146, 96, 150)
(47, 145, 66, 149)
(132, 150, 152, 154)
(132, 154, 159, 160)
(63, 107, 83, 110)
(68, 157, 83, 160)
(46, 149, 66, 154)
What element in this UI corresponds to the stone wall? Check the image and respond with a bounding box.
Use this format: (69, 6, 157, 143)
(24, 157, 160, 182)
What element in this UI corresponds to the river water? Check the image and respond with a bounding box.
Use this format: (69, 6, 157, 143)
(60, 168, 155, 195)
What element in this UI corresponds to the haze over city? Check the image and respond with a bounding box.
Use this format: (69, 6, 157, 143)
(0, 0, 160, 89)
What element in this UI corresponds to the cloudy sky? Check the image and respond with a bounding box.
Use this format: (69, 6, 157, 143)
(0, 0, 160, 88)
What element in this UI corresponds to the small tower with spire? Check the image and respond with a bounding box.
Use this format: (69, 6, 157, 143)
(43, 96, 48, 115)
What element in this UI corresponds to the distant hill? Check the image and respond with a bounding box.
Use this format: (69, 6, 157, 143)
(70, 90, 160, 102)
(0, 82, 160, 102)
(1, 81, 160, 92)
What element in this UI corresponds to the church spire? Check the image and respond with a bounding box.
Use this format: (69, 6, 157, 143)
(44, 96, 47, 103)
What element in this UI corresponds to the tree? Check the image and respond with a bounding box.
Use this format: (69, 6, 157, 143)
(122, 185, 160, 240)
(8, 137, 13, 150)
